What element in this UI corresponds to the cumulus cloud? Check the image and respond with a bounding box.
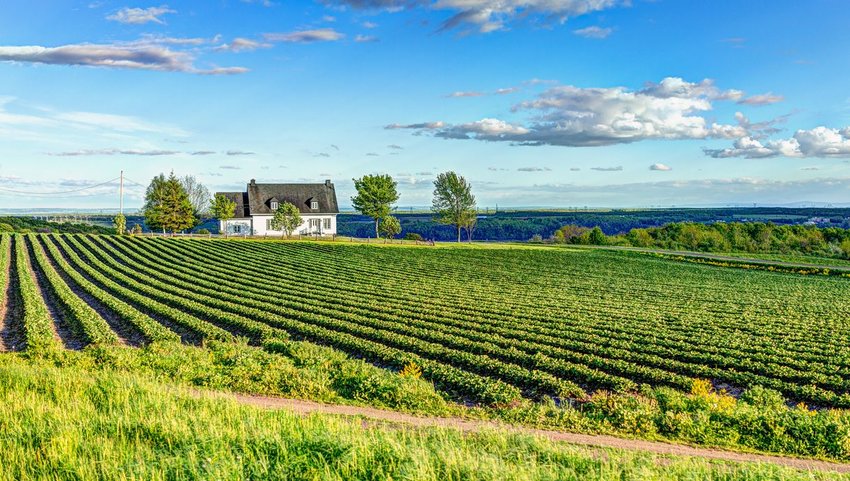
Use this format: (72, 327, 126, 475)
(391, 77, 748, 147)
(705, 127, 850, 159)
(0, 43, 247, 74)
(107, 5, 175, 24)
(650, 163, 672, 171)
(737, 93, 784, 106)
(264, 29, 344, 43)
(323, 0, 623, 33)
(573, 26, 612, 38)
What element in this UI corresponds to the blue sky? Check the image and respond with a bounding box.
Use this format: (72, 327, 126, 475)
(1, 0, 849, 209)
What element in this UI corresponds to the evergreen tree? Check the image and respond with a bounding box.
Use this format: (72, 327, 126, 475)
(143, 172, 196, 233)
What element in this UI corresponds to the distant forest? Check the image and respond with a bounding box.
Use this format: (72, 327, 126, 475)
(337, 208, 850, 242)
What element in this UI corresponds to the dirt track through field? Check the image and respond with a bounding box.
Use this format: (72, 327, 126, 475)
(196, 391, 850, 474)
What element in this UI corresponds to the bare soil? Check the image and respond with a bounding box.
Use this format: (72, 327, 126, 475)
(51, 236, 204, 346)
(193, 391, 850, 474)
(24, 238, 86, 350)
(35, 238, 146, 347)
(0, 237, 25, 351)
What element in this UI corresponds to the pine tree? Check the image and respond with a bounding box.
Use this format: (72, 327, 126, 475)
(143, 172, 196, 233)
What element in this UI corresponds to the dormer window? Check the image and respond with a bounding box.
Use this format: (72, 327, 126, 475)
(270, 200, 279, 210)
(311, 201, 319, 210)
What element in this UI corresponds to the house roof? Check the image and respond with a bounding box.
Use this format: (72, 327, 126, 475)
(217, 180, 339, 217)
(217, 192, 249, 218)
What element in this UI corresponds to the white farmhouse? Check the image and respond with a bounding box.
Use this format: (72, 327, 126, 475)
(216, 179, 339, 236)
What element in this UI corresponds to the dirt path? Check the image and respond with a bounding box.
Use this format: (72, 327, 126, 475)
(194, 391, 850, 473)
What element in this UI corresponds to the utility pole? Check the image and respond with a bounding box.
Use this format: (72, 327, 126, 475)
(119, 170, 124, 215)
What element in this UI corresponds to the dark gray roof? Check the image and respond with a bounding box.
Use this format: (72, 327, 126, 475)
(217, 180, 339, 217)
(217, 192, 249, 218)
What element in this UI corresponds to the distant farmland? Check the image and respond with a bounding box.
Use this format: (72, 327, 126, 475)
(3, 233, 850, 407)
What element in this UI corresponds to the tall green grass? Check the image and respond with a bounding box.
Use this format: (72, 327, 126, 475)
(0, 355, 844, 481)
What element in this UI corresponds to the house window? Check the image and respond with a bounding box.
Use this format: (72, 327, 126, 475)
(323, 218, 331, 229)
(270, 201, 279, 210)
(310, 218, 320, 230)
(266, 219, 273, 230)
(311, 201, 319, 210)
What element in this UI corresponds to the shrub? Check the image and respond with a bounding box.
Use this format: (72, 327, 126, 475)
(0, 223, 13, 232)
(404, 233, 424, 242)
(196, 228, 211, 235)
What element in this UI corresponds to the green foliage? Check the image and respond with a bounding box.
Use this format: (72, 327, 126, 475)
(143, 172, 196, 233)
(432, 171, 476, 242)
(378, 215, 401, 239)
(5, 356, 841, 481)
(404, 232, 424, 241)
(210, 193, 237, 234)
(112, 213, 126, 235)
(587, 226, 607, 245)
(131, 224, 143, 235)
(0, 223, 13, 232)
(270, 201, 303, 237)
(351, 174, 400, 238)
(196, 228, 211, 235)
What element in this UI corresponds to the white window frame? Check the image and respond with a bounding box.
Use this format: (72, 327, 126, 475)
(323, 218, 331, 229)
(311, 201, 319, 210)
(270, 201, 279, 210)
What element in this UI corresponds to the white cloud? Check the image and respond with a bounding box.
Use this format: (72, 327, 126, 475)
(107, 6, 175, 25)
(0, 43, 247, 75)
(47, 149, 180, 156)
(354, 34, 379, 43)
(573, 26, 612, 39)
(737, 92, 784, 106)
(215, 38, 270, 52)
(649, 163, 672, 171)
(705, 126, 850, 159)
(264, 29, 345, 43)
(324, 0, 624, 33)
(391, 77, 747, 147)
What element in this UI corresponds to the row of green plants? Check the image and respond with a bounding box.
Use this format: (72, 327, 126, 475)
(142, 234, 847, 403)
(25, 236, 119, 345)
(8, 234, 850, 460)
(11, 236, 59, 353)
(49, 234, 520, 404)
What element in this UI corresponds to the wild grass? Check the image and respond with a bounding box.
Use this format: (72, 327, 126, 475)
(0, 355, 845, 481)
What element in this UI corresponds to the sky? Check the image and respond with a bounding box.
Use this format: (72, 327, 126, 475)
(1, 0, 849, 210)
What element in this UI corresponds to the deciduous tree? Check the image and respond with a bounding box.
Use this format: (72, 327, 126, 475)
(270, 201, 302, 238)
(351, 174, 399, 238)
(431, 171, 476, 243)
(379, 215, 401, 240)
(210, 194, 237, 237)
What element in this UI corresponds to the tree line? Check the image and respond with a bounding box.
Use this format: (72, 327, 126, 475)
(124, 170, 480, 241)
(546, 221, 850, 259)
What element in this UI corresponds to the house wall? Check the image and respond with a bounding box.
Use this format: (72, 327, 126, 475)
(251, 214, 337, 236)
(220, 219, 253, 235)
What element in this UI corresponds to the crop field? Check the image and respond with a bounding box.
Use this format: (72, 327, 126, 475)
(1, 233, 849, 407)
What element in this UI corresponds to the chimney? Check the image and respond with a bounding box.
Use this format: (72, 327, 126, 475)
(250, 179, 256, 186)
(325, 179, 332, 187)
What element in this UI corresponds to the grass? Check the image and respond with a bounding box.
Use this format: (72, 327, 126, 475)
(1, 354, 847, 481)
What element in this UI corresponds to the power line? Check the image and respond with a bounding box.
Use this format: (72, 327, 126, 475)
(0, 177, 121, 196)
